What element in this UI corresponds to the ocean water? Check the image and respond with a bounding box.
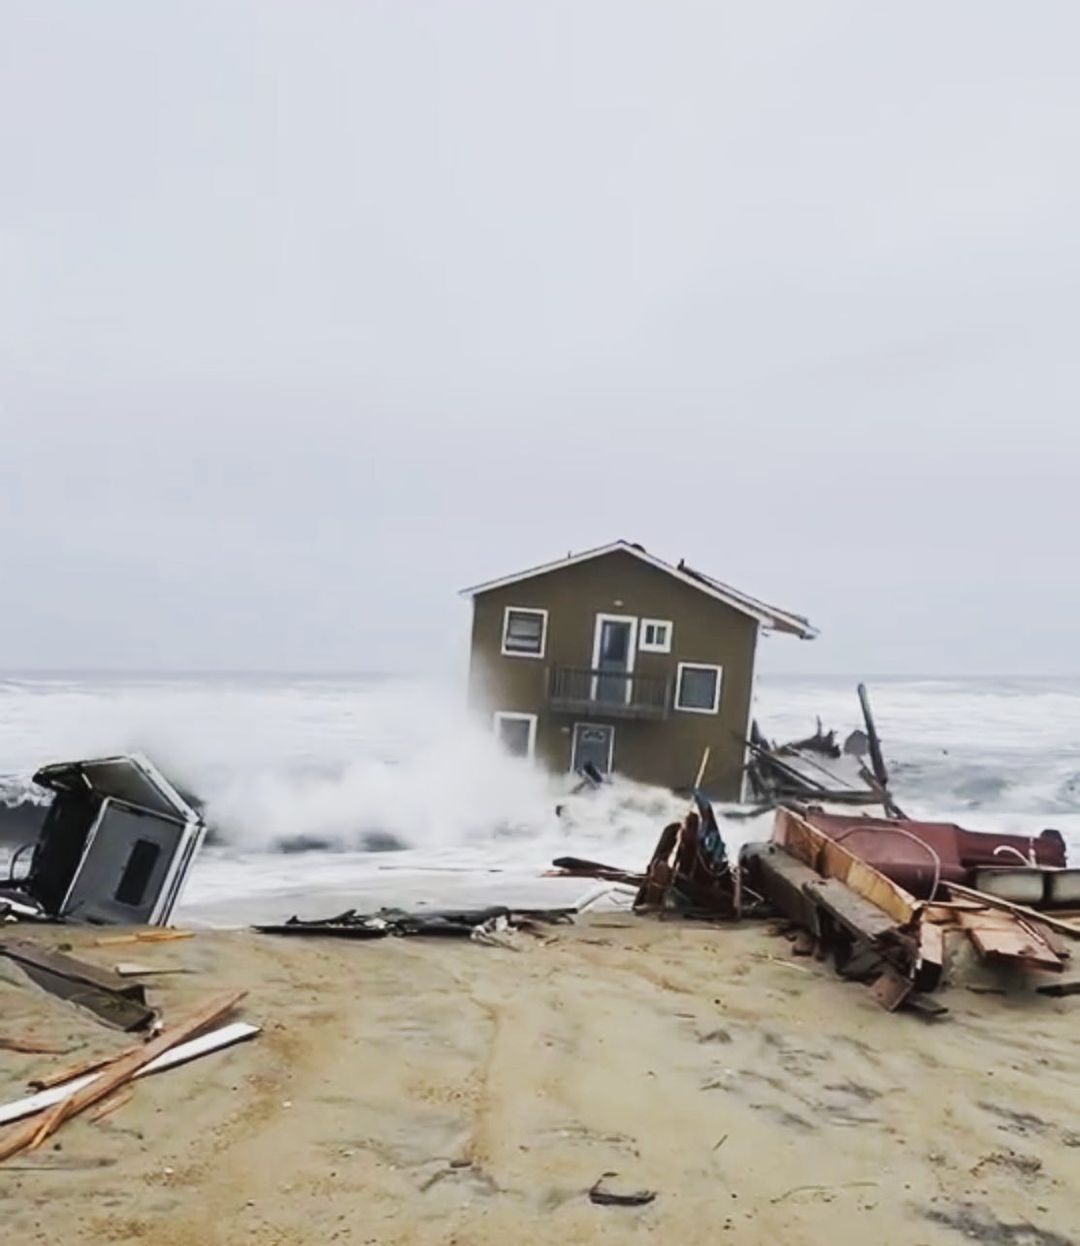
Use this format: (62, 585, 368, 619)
(1, 672, 1078, 923)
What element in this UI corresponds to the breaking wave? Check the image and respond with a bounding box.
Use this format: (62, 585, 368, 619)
(2, 673, 1080, 867)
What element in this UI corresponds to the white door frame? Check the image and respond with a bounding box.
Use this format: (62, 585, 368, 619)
(570, 722, 616, 774)
(590, 613, 638, 704)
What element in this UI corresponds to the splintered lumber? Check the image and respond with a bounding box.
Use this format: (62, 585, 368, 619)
(0, 1022, 259, 1129)
(943, 883, 1080, 941)
(94, 930, 194, 947)
(0, 991, 247, 1163)
(957, 910, 1064, 972)
(30, 1045, 143, 1091)
(765, 810, 946, 994)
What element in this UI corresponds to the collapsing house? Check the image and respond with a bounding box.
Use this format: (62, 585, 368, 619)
(0, 754, 206, 926)
(462, 540, 815, 798)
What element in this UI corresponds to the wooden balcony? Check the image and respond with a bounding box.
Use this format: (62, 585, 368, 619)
(546, 665, 670, 720)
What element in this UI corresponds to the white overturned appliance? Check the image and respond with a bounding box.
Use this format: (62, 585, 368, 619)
(21, 754, 206, 926)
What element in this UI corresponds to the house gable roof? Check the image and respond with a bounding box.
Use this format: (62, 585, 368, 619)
(461, 541, 817, 639)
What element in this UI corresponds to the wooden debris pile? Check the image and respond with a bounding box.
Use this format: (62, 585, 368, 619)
(0, 933, 259, 1166)
(745, 683, 902, 815)
(550, 792, 738, 919)
(742, 806, 1079, 1014)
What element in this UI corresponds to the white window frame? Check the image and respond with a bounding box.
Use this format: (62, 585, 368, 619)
(590, 613, 638, 704)
(675, 662, 723, 715)
(570, 721, 615, 774)
(500, 606, 548, 659)
(493, 711, 538, 759)
(639, 618, 673, 654)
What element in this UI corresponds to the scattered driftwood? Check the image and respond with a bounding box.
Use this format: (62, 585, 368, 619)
(589, 1172, 656, 1207)
(0, 993, 249, 1161)
(0, 939, 155, 1031)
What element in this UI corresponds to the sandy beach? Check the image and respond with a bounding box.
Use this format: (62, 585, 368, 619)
(2, 917, 1077, 1246)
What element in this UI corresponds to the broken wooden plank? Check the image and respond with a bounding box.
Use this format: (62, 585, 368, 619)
(94, 930, 194, 947)
(0, 992, 247, 1161)
(0, 940, 154, 1031)
(957, 910, 1064, 972)
(857, 682, 889, 790)
(773, 808, 921, 927)
(915, 920, 947, 992)
(0, 1037, 69, 1056)
(113, 962, 189, 978)
(943, 882, 1080, 940)
(741, 843, 824, 936)
(30, 1044, 142, 1091)
(802, 876, 900, 942)
(0, 1021, 259, 1129)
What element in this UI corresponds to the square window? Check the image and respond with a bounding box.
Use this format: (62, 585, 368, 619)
(494, 712, 537, 759)
(675, 663, 722, 713)
(501, 607, 547, 657)
(639, 619, 672, 653)
(114, 839, 162, 907)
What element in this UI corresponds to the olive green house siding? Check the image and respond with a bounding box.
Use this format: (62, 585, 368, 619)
(463, 542, 814, 799)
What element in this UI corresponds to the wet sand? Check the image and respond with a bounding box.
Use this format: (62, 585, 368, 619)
(1, 919, 1078, 1246)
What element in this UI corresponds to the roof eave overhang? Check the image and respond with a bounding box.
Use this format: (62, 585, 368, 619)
(461, 541, 817, 640)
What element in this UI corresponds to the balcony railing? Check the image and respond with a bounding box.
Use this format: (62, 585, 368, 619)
(546, 665, 670, 720)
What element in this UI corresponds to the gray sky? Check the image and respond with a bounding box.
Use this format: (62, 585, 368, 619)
(2, 2, 1078, 677)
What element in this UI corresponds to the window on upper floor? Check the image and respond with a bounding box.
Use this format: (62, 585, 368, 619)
(501, 607, 548, 658)
(639, 619, 673, 653)
(675, 662, 722, 714)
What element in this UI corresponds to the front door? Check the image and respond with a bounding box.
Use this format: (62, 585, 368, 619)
(571, 723, 615, 775)
(593, 615, 636, 704)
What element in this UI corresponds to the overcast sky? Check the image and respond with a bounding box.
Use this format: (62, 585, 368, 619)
(2, 3, 1077, 677)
